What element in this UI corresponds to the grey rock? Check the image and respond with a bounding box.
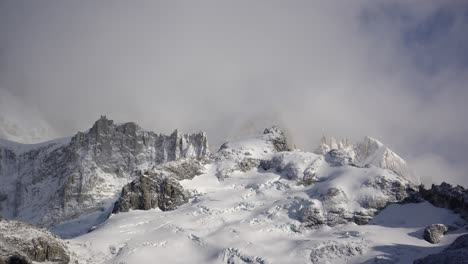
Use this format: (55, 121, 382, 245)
(324, 149, 353, 166)
(423, 224, 448, 244)
(213, 127, 290, 180)
(0, 218, 70, 264)
(236, 158, 261, 173)
(221, 248, 268, 264)
(155, 159, 206, 181)
(353, 212, 373, 225)
(414, 234, 468, 264)
(300, 207, 325, 228)
(113, 170, 189, 213)
(299, 188, 358, 229)
(298, 173, 416, 229)
(363, 176, 412, 205)
(0, 116, 209, 236)
(310, 240, 365, 264)
(263, 126, 290, 152)
(260, 153, 323, 185)
(419, 182, 468, 221)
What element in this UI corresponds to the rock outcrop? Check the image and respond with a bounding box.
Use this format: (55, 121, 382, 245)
(262, 126, 290, 152)
(423, 224, 448, 244)
(0, 218, 70, 264)
(0, 116, 209, 236)
(260, 152, 323, 185)
(221, 248, 268, 264)
(414, 234, 468, 263)
(213, 126, 290, 180)
(112, 158, 204, 213)
(309, 240, 365, 264)
(419, 182, 468, 221)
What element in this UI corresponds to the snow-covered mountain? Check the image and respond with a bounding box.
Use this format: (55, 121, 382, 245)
(65, 127, 466, 264)
(0, 116, 209, 237)
(0, 119, 467, 264)
(315, 136, 410, 178)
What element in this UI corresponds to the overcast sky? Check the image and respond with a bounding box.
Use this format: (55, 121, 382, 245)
(0, 0, 467, 186)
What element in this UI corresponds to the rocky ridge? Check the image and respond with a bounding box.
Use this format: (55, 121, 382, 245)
(111, 159, 205, 213)
(0, 217, 71, 264)
(419, 182, 468, 221)
(0, 116, 209, 237)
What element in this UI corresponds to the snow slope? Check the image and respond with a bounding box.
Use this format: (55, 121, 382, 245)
(69, 166, 465, 264)
(66, 130, 466, 263)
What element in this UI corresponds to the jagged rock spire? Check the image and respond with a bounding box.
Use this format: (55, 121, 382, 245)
(263, 125, 290, 152)
(0, 116, 210, 237)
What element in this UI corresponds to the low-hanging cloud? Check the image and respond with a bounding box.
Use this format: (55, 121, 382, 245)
(0, 0, 467, 186)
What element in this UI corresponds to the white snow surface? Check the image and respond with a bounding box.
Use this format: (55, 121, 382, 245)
(68, 168, 465, 263)
(316, 136, 410, 178)
(67, 134, 467, 264)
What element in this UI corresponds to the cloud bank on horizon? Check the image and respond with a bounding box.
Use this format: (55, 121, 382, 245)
(0, 0, 467, 186)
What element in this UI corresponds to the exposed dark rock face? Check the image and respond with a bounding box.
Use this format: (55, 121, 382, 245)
(353, 212, 373, 225)
(235, 158, 261, 173)
(299, 177, 418, 228)
(263, 126, 290, 152)
(159, 159, 206, 181)
(419, 182, 468, 221)
(309, 240, 365, 264)
(260, 152, 323, 185)
(300, 207, 325, 228)
(362, 176, 416, 207)
(221, 248, 268, 264)
(0, 218, 70, 264)
(324, 149, 353, 167)
(112, 168, 190, 213)
(0, 116, 209, 235)
(414, 234, 468, 264)
(213, 126, 291, 180)
(423, 224, 448, 244)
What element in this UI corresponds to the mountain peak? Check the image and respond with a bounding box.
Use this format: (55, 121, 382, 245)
(89, 115, 114, 134)
(263, 125, 284, 137)
(263, 125, 290, 152)
(315, 135, 409, 179)
(0, 117, 210, 237)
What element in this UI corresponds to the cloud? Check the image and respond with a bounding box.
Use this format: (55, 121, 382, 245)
(0, 0, 466, 185)
(0, 89, 57, 143)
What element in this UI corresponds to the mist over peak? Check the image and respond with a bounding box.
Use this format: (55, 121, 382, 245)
(0, 0, 466, 186)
